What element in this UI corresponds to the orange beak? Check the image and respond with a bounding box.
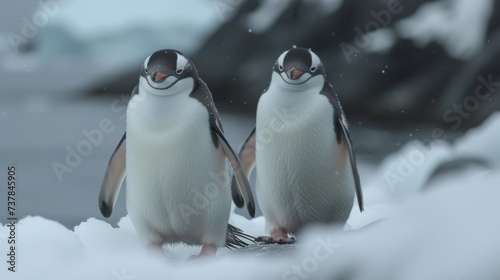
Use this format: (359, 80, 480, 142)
(286, 67, 304, 80)
(153, 72, 169, 82)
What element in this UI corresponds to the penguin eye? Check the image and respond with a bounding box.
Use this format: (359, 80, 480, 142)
(144, 68, 148, 74)
(176, 69, 183, 75)
(278, 65, 284, 71)
(310, 66, 317, 72)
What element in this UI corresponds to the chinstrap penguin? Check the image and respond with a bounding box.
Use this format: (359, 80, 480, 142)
(232, 47, 364, 244)
(98, 49, 255, 258)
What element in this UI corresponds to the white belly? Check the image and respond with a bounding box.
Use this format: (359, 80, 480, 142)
(256, 91, 354, 233)
(126, 94, 230, 246)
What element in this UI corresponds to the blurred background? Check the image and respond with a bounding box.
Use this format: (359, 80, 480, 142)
(0, 0, 499, 229)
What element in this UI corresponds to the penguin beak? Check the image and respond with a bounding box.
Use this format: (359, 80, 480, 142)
(286, 67, 305, 80)
(152, 71, 169, 83)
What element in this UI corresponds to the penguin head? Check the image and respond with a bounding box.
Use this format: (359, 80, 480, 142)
(139, 49, 197, 96)
(272, 47, 325, 89)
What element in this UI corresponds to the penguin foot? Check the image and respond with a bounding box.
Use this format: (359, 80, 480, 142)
(147, 243, 164, 256)
(256, 229, 295, 244)
(188, 243, 217, 261)
(255, 235, 295, 244)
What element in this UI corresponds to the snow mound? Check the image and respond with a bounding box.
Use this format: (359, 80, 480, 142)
(2, 113, 500, 279)
(454, 111, 500, 167)
(396, 0, 493, 60)
(298, 170, 500, 280)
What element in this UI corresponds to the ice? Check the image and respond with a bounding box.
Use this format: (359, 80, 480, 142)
(2, 113, 500, 279)
(1, 0, 222, 95)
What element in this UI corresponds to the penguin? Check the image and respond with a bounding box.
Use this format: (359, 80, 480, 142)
(98, 49, 255, 258)
(231, 47, 364, 244)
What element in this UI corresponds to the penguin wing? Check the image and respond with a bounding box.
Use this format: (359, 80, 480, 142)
(338, 114, 364, 212)
(230, 128, 256, 208)
(98, 86, 136, 217)
(213, 127, 255, 217)
(98, 133, 126, 218)
(320, 82, 364, 212)
(190, 79, 255, 218)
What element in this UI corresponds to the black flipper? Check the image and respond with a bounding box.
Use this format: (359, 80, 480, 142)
(98, 86, 137, 217)
(98, 133, 126, 218)
(190, 79, 256, 217)
(320, 82, 364, 212)
(230, 127, 256, 208)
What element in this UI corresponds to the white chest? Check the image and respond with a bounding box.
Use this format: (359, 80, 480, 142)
(124, 92, 230, 244)
(256, 88, 337, 179)
(255, 85, 354, 230)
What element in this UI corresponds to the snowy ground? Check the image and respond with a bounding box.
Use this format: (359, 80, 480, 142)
(1, 0, 499, 278)
(1, 113, 500, 279)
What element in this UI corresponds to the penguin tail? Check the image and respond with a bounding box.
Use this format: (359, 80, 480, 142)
(225, 224, 255, 249)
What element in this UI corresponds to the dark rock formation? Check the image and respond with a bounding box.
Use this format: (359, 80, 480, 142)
(192, 0, 500, 129)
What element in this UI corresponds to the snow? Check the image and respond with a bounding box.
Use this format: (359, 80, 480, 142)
(454, 112, 500, 168)
(1, 0, 223, 95)
(48, 0, 218, 44)
(41, 0, 221, 62)
(365, 28, 397, 54)
(303, 0, 344, 16)
(245, 0, 293, 34)
(373, 139, 453, 199)
(2, 114, 500, 279)
(361, 0, 493, 59)
(396, 0, 493, 60)
(303, 171, 500, 280)
(245, 0, 344, 34)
